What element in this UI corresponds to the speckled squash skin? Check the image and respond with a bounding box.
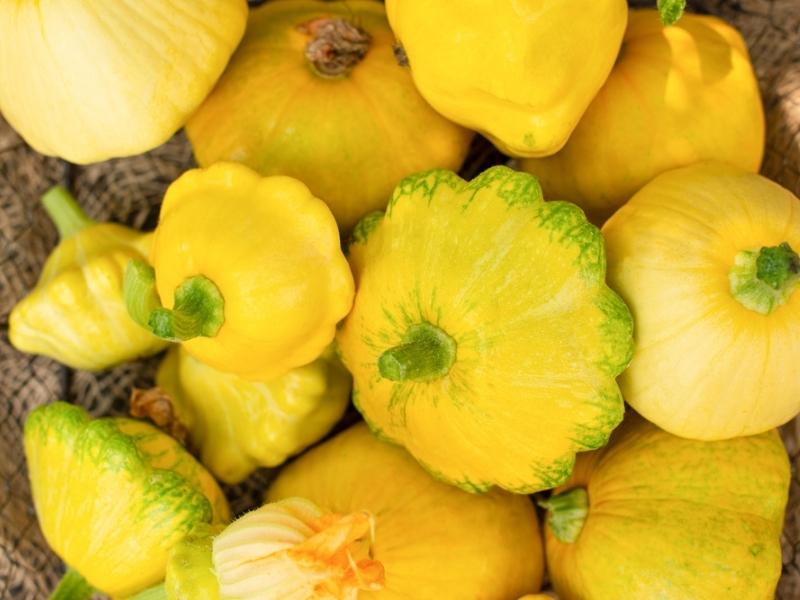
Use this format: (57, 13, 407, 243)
(187, 0, 472, 231)
(23, 402, 230, 598)
(0, 0, 247, 163)
(385, 0, 627, 157)
(603, 162, 800, 440)
(266, 424, 545, 599)
(337, 166, 633, 493)
(521, 10, 764, 224)
(543, 414, 790, 600)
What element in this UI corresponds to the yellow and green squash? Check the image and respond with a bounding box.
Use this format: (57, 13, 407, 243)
(337, 166, 634, 493)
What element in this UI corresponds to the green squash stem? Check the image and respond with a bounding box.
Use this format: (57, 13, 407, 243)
(41, 186, 93, 240)
(129, 583, 169, 600)
(657, 0, 686, 25)
(378, 322, 457, 382)
(538, 488, 589, 544)
(49, 567, 94, 600)
(124, 259, 225, 342)
(729, 242, 799, 315)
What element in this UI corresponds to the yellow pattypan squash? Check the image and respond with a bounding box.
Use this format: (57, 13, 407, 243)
(385, 0, 627, 157)
(337, 166, 633, 493)
(603, 162, 800, 440)
(539, 413, 789, 600)
(24, 401, 230, 599)
(124, 162, 354, 381)
(10, 186, 168, 370)
(147, 344, 350, 484)
(187, 0, 472, 231)
(0, 0, 247, 164)
(160, 424, 544, 599)
(521, 10, 764, 223)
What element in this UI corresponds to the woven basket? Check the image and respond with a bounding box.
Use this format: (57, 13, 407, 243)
(1, 1, 798, 597)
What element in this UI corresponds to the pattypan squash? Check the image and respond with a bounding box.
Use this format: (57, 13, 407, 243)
(337, 166, 633, 493)
(540, 413, 789, 599)
(24, 401, 230, 599)
(521, 10, 764, 223)
(0, 0, 247, 163)
(10, 186, 168, 370)
(385, 0, 628, 157)
(157, 424, 544, 599)
(603, 162, 800, 440)
(124, 162, 354, 381)
(143, 344, 350, 484)
(187, 0, 472, 232)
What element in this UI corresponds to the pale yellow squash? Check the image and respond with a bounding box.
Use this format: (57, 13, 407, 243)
(0, 0, 247, 163)
(603, 162, 800, 439)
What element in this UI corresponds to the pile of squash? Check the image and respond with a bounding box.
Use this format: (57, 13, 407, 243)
(3, 0, 798, 599)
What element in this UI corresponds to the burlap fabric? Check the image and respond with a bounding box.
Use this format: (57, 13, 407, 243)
(1, 1, 798, 598)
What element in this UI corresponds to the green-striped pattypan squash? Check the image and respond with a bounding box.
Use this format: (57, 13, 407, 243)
(151, 344, 350, 484)
(540, 413, 790, 599)
(24, 402, 230, 599)
(603, 162, 800, 440)
(336, 166, 634, 493)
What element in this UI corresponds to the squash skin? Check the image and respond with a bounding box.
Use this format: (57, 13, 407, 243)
(603, 162, 800, 440)
(23, 402, 230, 598)
(156, 345, 351, 484)
(0, 0, 247, 163)
(385, 0, 627, 157)
(187, 0, 473, 232)
(521, 10, 764, 223)
(266, 423, 545, 599)
(543, 413, 790, 600)
(337, 166, 633, 493)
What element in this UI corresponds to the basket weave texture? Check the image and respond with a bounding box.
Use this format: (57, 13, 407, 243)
(0, 1, 799, 597)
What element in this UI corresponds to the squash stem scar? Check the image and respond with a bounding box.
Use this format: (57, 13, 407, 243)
(538, 487, 589, 543)
(730, 242, 799, 315)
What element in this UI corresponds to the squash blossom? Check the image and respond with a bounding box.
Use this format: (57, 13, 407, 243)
(124, 162, 354, 381)
(140, 424, 544, 599)
(10, 186, 168, 370)
(24, 402, 230, 599)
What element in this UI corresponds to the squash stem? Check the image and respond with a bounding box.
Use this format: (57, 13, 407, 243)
(298, 18, 371, 78)
(49, 567, 94, 600)
(729, 242, 799, 315)
(378, 322, 457, 382)
(538, 488, 589, 544)
(657, 0, 686, 25)
(41, 186, 93, 240)
(124, 259, 225, 342)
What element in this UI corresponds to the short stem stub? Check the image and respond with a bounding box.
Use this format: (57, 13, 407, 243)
(378, 322, 457, 383)
(298, 18, 371, 77)
(41, 186, 93, 240)
(130, 387, 188, 445)
(730, 242, 799, 315)
(537, 487, 589, 544)
(657, 0, 686, 25)
(124, 259, 225, 342)
(49, 567, 94, 600)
